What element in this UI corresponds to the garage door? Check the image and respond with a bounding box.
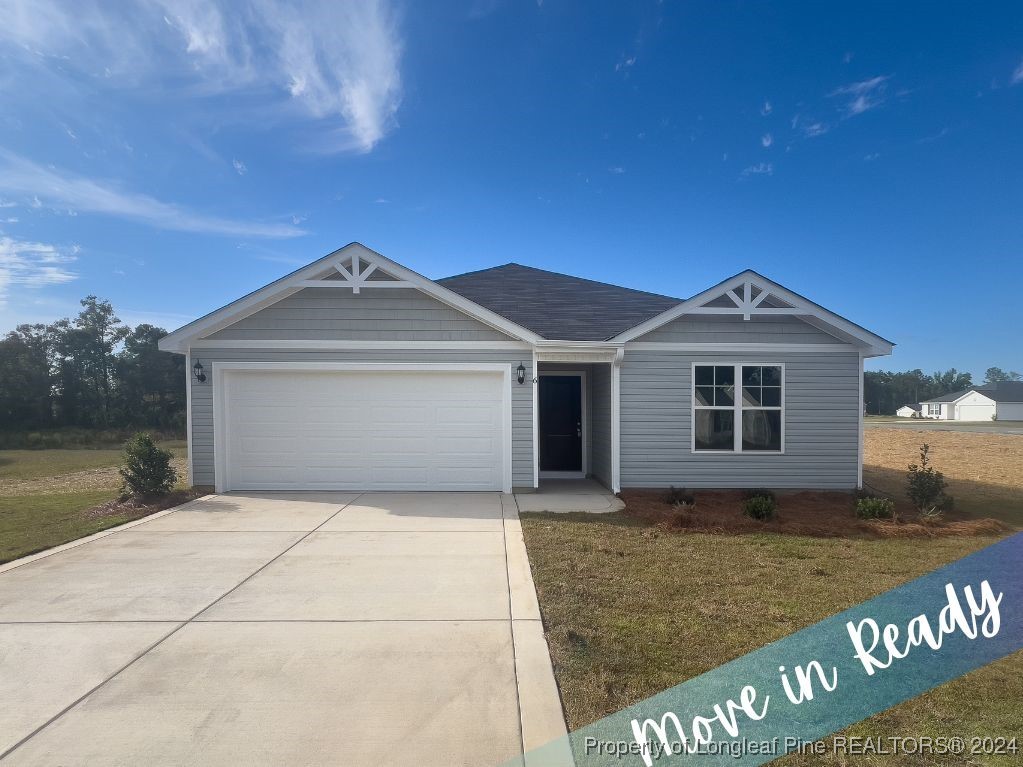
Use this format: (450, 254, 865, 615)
(957, 404, 994, 421)
(217, 368, 508, 491)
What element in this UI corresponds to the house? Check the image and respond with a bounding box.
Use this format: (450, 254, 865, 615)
(896, 404, 921, 418)
(917, 381, 1023, 421)
(158, 243, 893, 494)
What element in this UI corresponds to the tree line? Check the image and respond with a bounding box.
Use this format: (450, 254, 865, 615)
(0, 296, 184, 432)
(864, 367, 1020, 415)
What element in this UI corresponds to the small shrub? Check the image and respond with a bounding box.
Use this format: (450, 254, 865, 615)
(855, 495, 895, 520)
(664, 485, 695, 507)
(119, 432, 177, 498)
(906, 444, 953, 515)
(743, 494, 776, 521)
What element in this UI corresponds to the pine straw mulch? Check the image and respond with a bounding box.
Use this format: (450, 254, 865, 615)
(619, 488, 1011, 539)
(84, 488, 204, 521)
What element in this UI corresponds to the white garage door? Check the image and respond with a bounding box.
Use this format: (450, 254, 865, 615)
(957, 404, 995, 421)
(218, 368, 508, 492)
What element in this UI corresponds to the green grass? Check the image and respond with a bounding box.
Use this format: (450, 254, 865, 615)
(0, 443, 189, 564)
(521, 513, 1022, 766)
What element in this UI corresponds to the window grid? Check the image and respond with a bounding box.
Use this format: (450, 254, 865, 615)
(692, 362, 785, 453)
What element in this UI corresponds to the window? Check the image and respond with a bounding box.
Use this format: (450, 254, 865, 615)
(693, 363, 783, 452)
(926, 403, 941, 417)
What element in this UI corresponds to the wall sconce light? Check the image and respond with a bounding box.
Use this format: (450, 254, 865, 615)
(192, 361, 207, 383)
(516, 362, 526, 385)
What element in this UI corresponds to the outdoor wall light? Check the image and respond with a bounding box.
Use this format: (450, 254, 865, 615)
(192, 361, 207, 383)
(516, 363, 526, 385)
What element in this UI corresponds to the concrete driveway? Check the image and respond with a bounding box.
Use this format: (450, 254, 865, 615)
(0, 493, 566, 766)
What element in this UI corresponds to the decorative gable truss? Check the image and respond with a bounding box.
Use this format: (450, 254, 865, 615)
(613, 270, 894, 356)
(298, 251, 414, 293)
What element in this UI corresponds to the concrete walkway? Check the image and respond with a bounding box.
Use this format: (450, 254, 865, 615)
(515, 479, 625, 514)
(0, 493, 568, 766)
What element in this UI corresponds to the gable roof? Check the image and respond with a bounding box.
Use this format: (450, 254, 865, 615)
(438, 264, 682, 341)
(921, 389, 974, 404)
(977, 381, 1023, 402)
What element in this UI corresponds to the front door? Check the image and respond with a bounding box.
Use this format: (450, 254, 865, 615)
(539, 375, 583, 473)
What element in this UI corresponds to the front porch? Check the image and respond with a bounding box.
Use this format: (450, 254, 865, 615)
(514, 478, 625, 514)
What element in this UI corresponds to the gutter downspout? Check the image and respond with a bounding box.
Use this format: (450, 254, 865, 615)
(611, 347, 624, 494)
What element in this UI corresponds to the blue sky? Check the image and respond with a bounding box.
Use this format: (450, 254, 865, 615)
(0, 1, 1020, 377)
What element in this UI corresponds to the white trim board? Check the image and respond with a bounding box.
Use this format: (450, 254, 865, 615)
(210, 361, 514, 493)
(190, 339, 532, 350)
(159, 243, 543, 353)
(626, 342, 857, 353)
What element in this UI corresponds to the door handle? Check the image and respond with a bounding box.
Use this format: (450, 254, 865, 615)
(576, 422, 582, 438)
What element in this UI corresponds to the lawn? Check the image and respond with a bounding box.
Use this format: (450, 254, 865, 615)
(0, 442, 188, 564)
(522, 428, 1023, 766)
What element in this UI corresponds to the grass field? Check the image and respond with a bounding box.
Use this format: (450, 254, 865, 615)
(0, 441, 187, 564)
(522, 428, 1023, 765)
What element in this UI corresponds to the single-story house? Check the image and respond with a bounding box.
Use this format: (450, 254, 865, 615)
(896, 404, 921, 418)
(158, 243, 893, 494)
(917, 381, 1023, 421)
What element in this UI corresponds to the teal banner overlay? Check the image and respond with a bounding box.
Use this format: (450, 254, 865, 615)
(522, 532, 1022, 766)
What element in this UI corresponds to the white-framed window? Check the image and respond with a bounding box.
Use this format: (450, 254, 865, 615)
(926, 403, 942, 417)
(692, 363, 784, 453)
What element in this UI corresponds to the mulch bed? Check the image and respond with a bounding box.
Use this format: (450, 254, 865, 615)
(620, 489, 1010, 539)
(84, 489, 203, 521)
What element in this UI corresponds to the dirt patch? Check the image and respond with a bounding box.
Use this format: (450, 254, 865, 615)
(84, 489, 202, 521)
(619, 488, 1011, 539)
(0, 454, 189, 497)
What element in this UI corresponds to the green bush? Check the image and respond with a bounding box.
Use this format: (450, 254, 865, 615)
(664, 486, 695, 506)
(743, 493, 776, 521)
(119, 433, 177, 498)
(907, 444, 953, 515)
(743, 488, 776, 502)
(855, 495, 895, 520)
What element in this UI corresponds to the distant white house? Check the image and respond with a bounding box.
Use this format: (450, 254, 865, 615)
(896, 404, 921, 418)
(913, 381, 1023, 421)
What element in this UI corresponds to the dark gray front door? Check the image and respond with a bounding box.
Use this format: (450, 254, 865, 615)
(539, 375, 582, 472)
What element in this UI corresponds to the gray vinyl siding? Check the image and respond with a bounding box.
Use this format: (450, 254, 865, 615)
(205, 287, 512, 341)
(619, 350, 861, 489)
(637, 313, 843, 344)
(589, 364, 612, 487)
(188, 349, 534, 489)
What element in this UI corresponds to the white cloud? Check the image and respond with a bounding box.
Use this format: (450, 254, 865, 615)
(742, 162, 773, 177)
(0, 236, 78, 305)
(615, 55, 637, 72)
(760, 133, 773, 148)
(0, 150, 304, 238)
(233, 158, 247, 175)
(829, 75, 890, 116)
(0, 0, 404, 153)
(791, 114, 830, 138)
(1012, 59, 1023, 85)
(608, 166, 625, 174)
(0, 200, 16, 208)
(760, 101, 772, 116)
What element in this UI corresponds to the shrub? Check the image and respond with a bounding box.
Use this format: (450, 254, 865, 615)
(743, 488, 776, 502)
(743, 493, 776, 521)
(855, 495, 895, 520)
(664, 486, 695, 507)
(906, 444, 953, 515)
(119, 432, 177, 498)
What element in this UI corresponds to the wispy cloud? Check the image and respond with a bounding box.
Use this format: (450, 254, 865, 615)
(1012, 59, 1023, 85)
(829, 75, 890, 116)
(0, 0, 404, 153)
(232, 158, 247, 175)
(615, 55, 637, 72)
(791, 114, 830, 138)
(742, 162, 773, 177)
(0, 150, 304, 238)
(608, 166, 625, 174)
(760, 101, 772, 116)
(0, 236, 78, 305)
(760, 133, 773, 148)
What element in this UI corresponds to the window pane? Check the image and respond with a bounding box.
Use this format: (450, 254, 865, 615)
(695, 366, 714, 386)
(741, 366, 762, 386)
(695, 410, 734, 450)
(714, 366, 735, 385)
(742, 386, 762, 406)
(695, 386, 714, 406)
(742, 410, 782, 451)
(715, 385, 734, 406)
(761, 386, 781, 407)
(762, 366, 781, 386)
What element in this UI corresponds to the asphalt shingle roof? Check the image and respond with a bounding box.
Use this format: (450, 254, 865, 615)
(921, 381, 1023, 404)
(437, 263, 683, 341)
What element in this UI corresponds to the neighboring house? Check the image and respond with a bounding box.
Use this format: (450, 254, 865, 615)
(159, 243, 893, 493)
(896, 404, 921, 418)
(918, 381, 1023, 421)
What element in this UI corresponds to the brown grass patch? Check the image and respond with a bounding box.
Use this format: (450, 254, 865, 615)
(620, 488, 1010, 538)
(864, 428, 1023, 525)
(84, 488, 202, 521)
